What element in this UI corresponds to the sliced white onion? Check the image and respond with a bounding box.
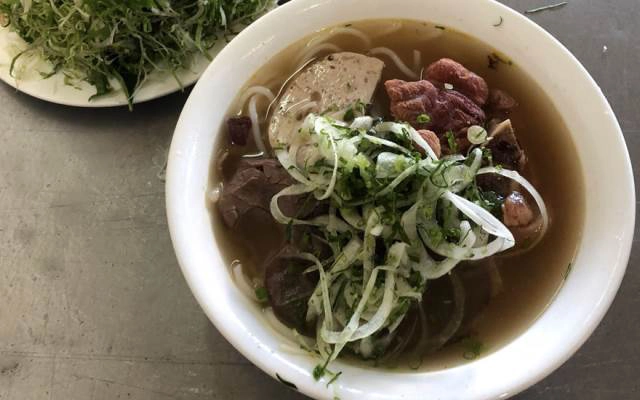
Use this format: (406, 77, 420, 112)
(349, 271, 396, 340)
(299, 253, 333, 330)
(340, 207, 365, 230)
(408, 126, 439, 160)
(248, 95, 267, 153)
(443, 191, 514, 242)
(314, 118, 339, 200)
(350, 116, 374, 130)
(270, 183, 316, 224)
(321, 267, 381, 344)
(361, 133, 413, 155)
(275, 149, 315, 186)
(376, 164, 418, 198)
(422, 221, 476, 279)
(467, 125, 488, 145)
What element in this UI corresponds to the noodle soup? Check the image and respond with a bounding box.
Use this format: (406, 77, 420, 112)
(209, 19, 584, 371)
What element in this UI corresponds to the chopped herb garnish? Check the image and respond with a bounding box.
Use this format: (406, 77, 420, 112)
(276, 373, 298, 390)
(445, 131, 458, 153)
(285, 220, 294, 242)
(493, 16, 504, 27)
(326, 371, 342, 387)
(462, 336, 485, 360)
(0, 0, 272, 108)
(416, 113, 431, 124)
(343, 108, 355, 122)
(525, 2, 568, 14)
(488, 52, 513, 70)
(435, 25, 446, 30)
(563, 262, 573, 280)
(255, 287, 268, 302)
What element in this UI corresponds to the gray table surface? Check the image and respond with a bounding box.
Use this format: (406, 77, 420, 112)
(1, 1, 638, 399)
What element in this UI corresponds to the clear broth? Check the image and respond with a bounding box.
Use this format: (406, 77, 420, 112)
(210, 19, 585, 371)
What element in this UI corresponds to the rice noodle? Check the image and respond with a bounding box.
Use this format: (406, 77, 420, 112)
(238, 86, 275, 110)
(295, 43, 343, 67)
(248, 95, 267, 153)
(306, 26, 372, 49)
(368, 47, 419, 80)
(412, 49, 422, 73)
(285, 99, 318, 116)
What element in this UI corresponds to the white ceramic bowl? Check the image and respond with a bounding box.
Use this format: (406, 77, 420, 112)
(166, 0, 635, 399)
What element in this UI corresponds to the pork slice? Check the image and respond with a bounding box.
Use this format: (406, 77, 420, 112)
(268, 52, 385, 150)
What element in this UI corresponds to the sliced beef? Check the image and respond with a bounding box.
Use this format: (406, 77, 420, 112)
(264, 245, 318, 333)
(384, 79, 485, 136)
(485, 119, 526, 171)
(502, 191, 535, 227)
(217, 158, 298, 229)
(487, 89, 518, 116)
(417, 129, 442, 157)
(227, 116, 252, 146)
(425, 58, 489, 106)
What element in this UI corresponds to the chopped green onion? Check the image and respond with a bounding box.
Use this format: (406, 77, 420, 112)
(255, 287, 269, 302)
(0, 0, 271, 107)
(446, 131, 458, 153)
(467, 125, 488, 145)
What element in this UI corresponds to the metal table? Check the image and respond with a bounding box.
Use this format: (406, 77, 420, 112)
(1, 1, 637, 398)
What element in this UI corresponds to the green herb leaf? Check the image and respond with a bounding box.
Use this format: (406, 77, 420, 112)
(255, 287, 268, 302)
(276, 373, 298, 390)
(445, 131, 458, 153)
(462, 336, 485, 360)
(0, 0, 271, 107)
(416, 113, 431, 124)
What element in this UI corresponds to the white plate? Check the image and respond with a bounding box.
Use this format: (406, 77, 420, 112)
(0, 3, 277, 107)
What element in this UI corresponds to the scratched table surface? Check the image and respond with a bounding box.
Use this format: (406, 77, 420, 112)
(0, 1, 638, 399)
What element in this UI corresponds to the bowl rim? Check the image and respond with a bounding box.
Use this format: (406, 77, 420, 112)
(166, 0, 635, 399)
